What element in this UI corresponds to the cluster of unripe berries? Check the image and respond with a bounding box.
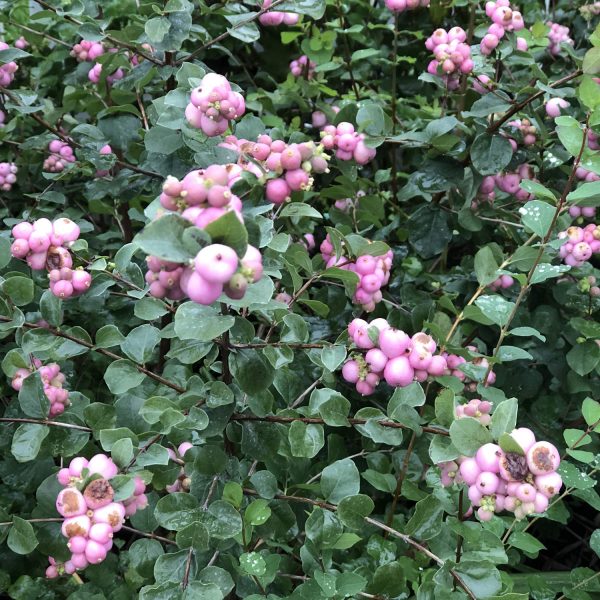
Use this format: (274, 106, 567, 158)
(506, 119, 537, 148)
(475, 164, 535, 206)
(220, 136, 330, 202)
(546, 97, 570, 118)
(579, 275, 600, 298)
(425, 28, 473, 90)
(439, 427, 562, 521)
(576, 167, 600, 183)
(259, 1, 299, 26)
(145, 244, 263, 305)
(568, 205, 596, 221)
(88, 59, 124, 86)
(70, 40, 105, 62)
(10, 217, 92, 299)
(488, 274, 515, 292)
(48, 454, 147, 575)
(290, 55, 316, 79)
(455, 398, 493, 425)
(558, 224, 600, 267)
(0, 162, 18, 191)
(318, 122, 377, 165)
(0, 41, 19, 87)
(185, 73, 245, 137)
(43, 140, 76, 173)
(11, 359, 69, 417)
(547, 22, 573, 56)
(480, 0, 525, 56)
(384, 0, 429, 12)
(166, 442, 192, 493)
(319, 236, 393, 312)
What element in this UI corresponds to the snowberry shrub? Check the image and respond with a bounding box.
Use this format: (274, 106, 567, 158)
(1, 1, 600, 599)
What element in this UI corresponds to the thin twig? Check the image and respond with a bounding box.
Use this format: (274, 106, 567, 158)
(0, 417, 91, 431)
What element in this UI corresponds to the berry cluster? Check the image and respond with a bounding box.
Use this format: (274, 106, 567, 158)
(0, 162, 18, 191)
(384, 0, 429, 12)
(0, 41, 19, 87)
(476, 165, 536, 205)
(546, 97, 570, 118)
(160, 164, 243, 220)
(185, 73, 246, 137)
(88, 60, 124, 86)
(455, 398, 493, 426)
(547, 22, 573, 56)
(220, 136, 330, 202)
(70, 40, 105, 62)
(426, 28, 473, 90)
(319, 236, 393, 311)
(576, 167, 600, 183)
(558, 224, 600, 267)
(290, 55, 316, 79)
(506, 118, 537, 147)
(568, 205, 596, 221)
(259, 0, 299, 26)
(440, 428, 562, 521)
(166, 442, 193, 493)
(480, 0, 525, 56)
(53, 454, 147, 572)
(488, 274, 515, 292)
(341, 319, 448, 395)
(443, 347, 496, 392)
(320, 122, 377, 165)
(146, 243, 262, 305)
(10, 217, 92, 298)
(43, 140, 76, 173)
(11, 359, 69, 417)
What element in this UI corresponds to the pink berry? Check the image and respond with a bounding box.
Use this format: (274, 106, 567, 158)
(194, 244, 239, 284)
(383, 356, 414, 387)
(475, 443, 501, 473)
(56, 488, 87, 518)
(459, 457, 481, 486)
(87, 454, 119, 479)
(476, 471, 500, 494)
(83, 478, 115, 510)
(534, 472, 563, 497)
(526, 441, 560, 475)
(85, 539, 107, 564)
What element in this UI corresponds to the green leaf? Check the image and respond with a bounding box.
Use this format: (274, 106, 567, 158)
(583, 47, 600, 75)
(280, 203, 323, 219)
(337, 494, 374, 529)
(388, 382, 426, 415)
(530, 263, 570, 284)
(509, 532, 546, 556)
(239, 552, 266, 576)
(356, 103, 385, 136)
(145, 16, 171, 43)
(474, 246, 499, 286)
(230, 349, 275, 395)
(498, 432, 525, 455)
(18, 372, 49, 419)
(104, 359, 146, 394)
(2, 276, 34, 306)
(244, 499, 271, 526)
(288, 421, 324, 458)
(321, 458, 360, 504)
(405, 495, 444, 540)
(475, 295, 516, 327)
(566, 180, 600, 206)
(519, 200, 556, 237)
(582, 398, 600, 428)
(496, 346, 533, 361)
(134, 214, 194, 263)
(555, 116, 584, 157)
(450, 417, 493, 456)
(470, 134, 513, 176)
(7, 517, 38, 555)
(490, 398, 518, 439)
(567, 341, 600, 376)
(174, 302, 235, 342)
(121, 325, 161, 364)
(204, 211, 248, 258)
(590, 529, 600, 558)
(11, 424, 49, 463)
(371, 561, 405, 596)
(205, 500, 243, 539)
(95, 324, 126, 348)
(154, 493, 200, 531)
(175, 522, 210, 552)
(454, 561, 502, 598)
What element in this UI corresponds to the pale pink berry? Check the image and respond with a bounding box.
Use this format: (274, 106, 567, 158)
(56, 488, 87, 518)
(475, 443, 501, 473)
(194, 244, 239, 284)
(526, 441, 560, 475)
(83, 478, 115, 510)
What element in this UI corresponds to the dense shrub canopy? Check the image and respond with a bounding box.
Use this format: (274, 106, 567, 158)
(1, 0, 600, 598)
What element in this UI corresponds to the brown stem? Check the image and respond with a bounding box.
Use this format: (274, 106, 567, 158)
(335, 0, 360, 100)
(175, 0, 289, 65)
(0, 517, 62, 526)
(10, 21, 71, 47)
(126, 433, 163, 470)
(181, 547, 194, 589)
(121, 525, 176, 545)
(230, 412, 448, 435)
(384, 429, 417, 530)
(0, 318, 185, 393)
(0, 417, 91, 431)
(230, 342, 326, 349)
(487, 69, 582, 133)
